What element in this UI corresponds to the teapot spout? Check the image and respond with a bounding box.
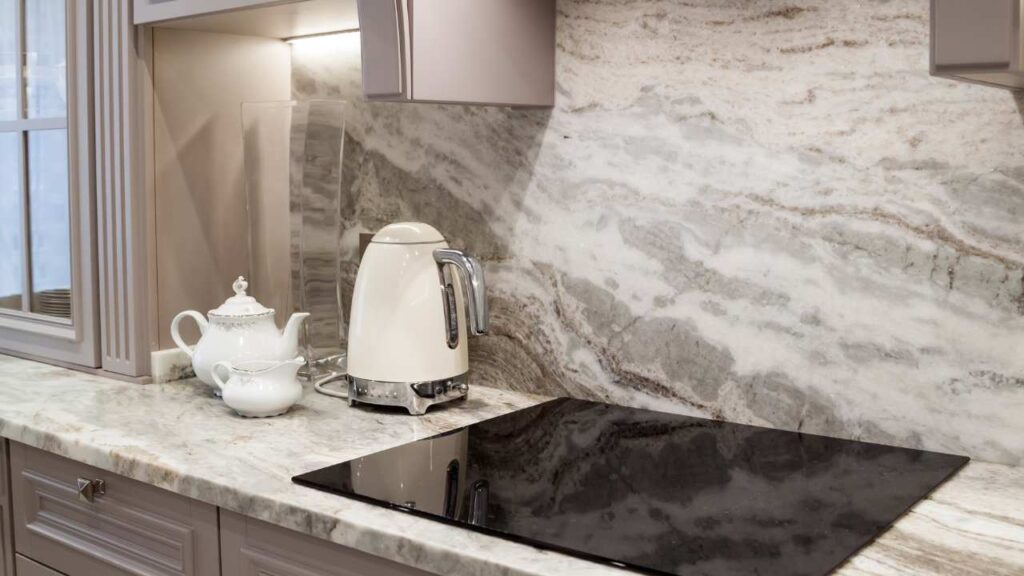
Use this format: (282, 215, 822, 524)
(282, 312, 311, 350)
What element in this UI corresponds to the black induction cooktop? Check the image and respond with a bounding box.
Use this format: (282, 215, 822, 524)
(293, 399, 968, 576)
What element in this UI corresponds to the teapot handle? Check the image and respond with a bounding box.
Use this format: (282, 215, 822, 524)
(170, 310, 208, 359)
(211, 361, 232, 393)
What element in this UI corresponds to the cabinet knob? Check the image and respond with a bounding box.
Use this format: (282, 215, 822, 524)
(76, 477, 106, 503)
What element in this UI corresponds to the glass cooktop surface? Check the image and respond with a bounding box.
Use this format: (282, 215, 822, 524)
(293, 398, 968, 576)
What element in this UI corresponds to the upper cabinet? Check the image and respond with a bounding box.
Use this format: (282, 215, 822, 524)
(357, 0, 555, 106)
(134, 0, 360, 39)
(134, 0, 556, 107)
(133, 0, 296, 25)
(0, 0, 99, 367)
(930, 0, 1024, 90)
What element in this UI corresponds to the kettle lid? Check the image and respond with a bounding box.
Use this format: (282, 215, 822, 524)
(371, 222, 445, 245)
(209, 277, 274, 318)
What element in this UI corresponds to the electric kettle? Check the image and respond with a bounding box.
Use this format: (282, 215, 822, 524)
(346, 222, 488, 415)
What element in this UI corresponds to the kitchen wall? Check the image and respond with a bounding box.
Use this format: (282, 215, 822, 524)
(152, 29, 291, 348)
(290, 0, 1024, 465)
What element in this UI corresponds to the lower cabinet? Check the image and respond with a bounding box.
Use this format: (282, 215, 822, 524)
(2, 441, 437, 576)
(220, 510, 435, 576)
(16, 555, 66, 576)
(0, 442, 13, 576)
(9, 443, 220, 576)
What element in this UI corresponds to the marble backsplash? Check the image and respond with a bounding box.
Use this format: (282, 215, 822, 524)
(290, 0, 1024, 465)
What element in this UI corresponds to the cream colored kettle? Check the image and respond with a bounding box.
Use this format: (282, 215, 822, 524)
(346, 223, 488, 415)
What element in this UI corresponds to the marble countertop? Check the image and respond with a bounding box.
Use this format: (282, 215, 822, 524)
(0, 355, 1021, 576)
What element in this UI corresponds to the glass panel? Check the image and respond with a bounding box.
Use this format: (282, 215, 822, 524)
(0, 132, 22, 310)
(25, 0, 67, 119)
(0, 0, 16, 120)
(28, 129, 71, 318)
(242, 100, 347, 376)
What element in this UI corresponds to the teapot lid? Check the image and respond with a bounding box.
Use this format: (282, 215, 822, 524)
(209, 277, 274, 318)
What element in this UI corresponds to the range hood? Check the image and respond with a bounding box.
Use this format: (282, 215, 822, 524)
(931, 0, 1024, 90)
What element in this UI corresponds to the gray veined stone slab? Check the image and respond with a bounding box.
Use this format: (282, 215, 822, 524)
(292, 0, 1024, 465)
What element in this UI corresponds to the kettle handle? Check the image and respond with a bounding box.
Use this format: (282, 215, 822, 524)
(434, 249, 489, 336)
(170, 310, 208, 359)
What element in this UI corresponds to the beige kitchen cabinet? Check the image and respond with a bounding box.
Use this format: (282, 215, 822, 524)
(4, 441, 438, 576)
(0, 0, 102, 368)
(133, 0, 300, 25)
(9, 442, 220, 576)
(357, 0, 555, 106)
(0, 442, 12, 576)
(220, 510, 436, 576)
(930, 0, 1024, 90)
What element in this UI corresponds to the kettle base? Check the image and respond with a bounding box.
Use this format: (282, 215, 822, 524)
(347, 373, 469, 416)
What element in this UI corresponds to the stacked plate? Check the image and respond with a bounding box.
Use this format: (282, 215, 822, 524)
(36, 288, 71, 318)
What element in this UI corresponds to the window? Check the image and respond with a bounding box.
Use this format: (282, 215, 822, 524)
(0, 0, 97, 366)
(1, 0, 72, 320)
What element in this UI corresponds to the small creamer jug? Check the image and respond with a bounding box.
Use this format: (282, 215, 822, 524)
(212, 357, 305, 418)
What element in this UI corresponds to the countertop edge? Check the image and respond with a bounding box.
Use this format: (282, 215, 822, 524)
(0, 370, 629, 576)
(1, 355, 1022, 576)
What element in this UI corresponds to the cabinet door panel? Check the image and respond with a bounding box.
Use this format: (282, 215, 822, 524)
(9, 443, 219, 576)
(409, 0, 555, 105)
(355, 0, 406, 98)
(0, 441, 12, 576)
(221, 510, 436, 576)
(16, 555, 66, 576)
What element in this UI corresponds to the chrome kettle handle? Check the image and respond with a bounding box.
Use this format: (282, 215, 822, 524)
(434, 249, 489, 335)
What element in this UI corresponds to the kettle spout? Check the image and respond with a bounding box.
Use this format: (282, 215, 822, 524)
(282, 312, 311, 348)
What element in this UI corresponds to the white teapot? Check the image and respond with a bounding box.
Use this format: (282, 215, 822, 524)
(171, 276, 309, 389)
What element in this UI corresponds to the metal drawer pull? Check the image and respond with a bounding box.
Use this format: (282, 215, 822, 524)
(76, 478, 106, 503)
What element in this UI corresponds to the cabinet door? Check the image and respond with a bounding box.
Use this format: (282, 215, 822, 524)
(357, 0, 555, 106)
(133, 0, 299, 24)
(220, 510, 436, 576)
(355, 0, 407, 98)
(0, 0, 100, 366)
(930, 0, 1024, 89)
(10, 443, 219, 576)
(0, 442, 12, 576)
(409, 0, 555, 106)
(16, 555, 66, 576)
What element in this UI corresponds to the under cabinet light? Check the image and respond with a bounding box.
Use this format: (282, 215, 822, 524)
(284, 28, 360, 44)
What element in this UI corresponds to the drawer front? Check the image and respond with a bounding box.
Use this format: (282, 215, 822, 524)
(16, 555, 66, 576)
(10, 442, 219, 576)
(1, 441, 12, 576)
(221, 510, 436, 576)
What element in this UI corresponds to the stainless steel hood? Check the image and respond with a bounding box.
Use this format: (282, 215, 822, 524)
(931, 0, 1024, 90)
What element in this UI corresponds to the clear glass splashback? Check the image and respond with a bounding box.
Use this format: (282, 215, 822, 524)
(242, 100, 347, 373)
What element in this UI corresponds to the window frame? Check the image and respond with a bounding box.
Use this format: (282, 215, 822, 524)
(0, 0, 99, 366)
